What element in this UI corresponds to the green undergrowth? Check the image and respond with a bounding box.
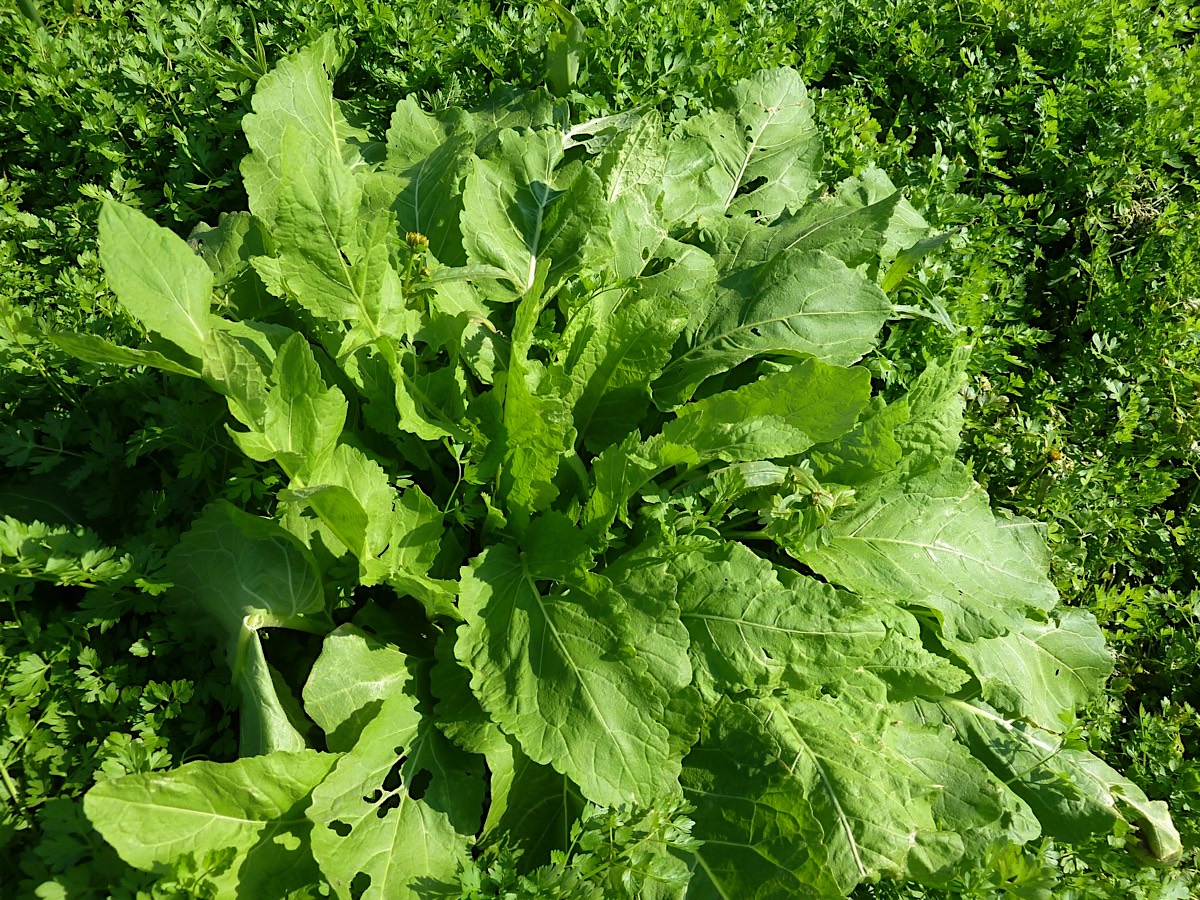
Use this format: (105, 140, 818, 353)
(1, 0, 1197, 896)
(38, 36, 1188, 896)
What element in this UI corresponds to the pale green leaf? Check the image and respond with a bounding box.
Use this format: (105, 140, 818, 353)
(456, 544, 688, 805)
(559, 281, 688, 452)
(497, 356, 577, 530)
(655, 249, 890, 405)
(668, 539, 886, 697)
(481, 738, 585, 866)
(702, 172, 899, 273)
(308, 692, 480, 899)
(892, 346, 970, 467)
(430, 628, 508, 756)
(794, 459, 1059, 640)
(386, 98, 472, 265)
(460, 84, 568, 153)
(241, 33, 365, 228)
(165, 500, 325, 635)
(683, 692, 1002, 898)
(84, 751, 337, 899)
(806, 395, 909, 485)
(461, 129, 610, 293)
(50, 332, 200, 377)
(916, 699, 1182, 866)
(945, 609, 1113, 731)
(165, 501, 326, 753)
(666, 68, 821, 222)
(304, 624, 413, 751)
(282, 444, 394, 569)
(236, 632, 310, 756)
(266, 331, 348, 464)
(587, 359, 871, 536)
(597, 110, 670, 278)
(273, 128, 406, 339)
(98, 201, 213, 358)
(203, 328, 271, 432)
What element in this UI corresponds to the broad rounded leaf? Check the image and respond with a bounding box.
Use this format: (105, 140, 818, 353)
(456, 545, 689, 805)
(308, 692, 481, 899)
(84, 751, 337, 899)
(304, 624, 413, 751)
(795, 459, 1059, 640)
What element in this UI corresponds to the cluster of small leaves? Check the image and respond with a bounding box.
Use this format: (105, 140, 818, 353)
(0, 519, 239, 893)
(52, 37, 1182, 899)
(450, 801, 699, 899)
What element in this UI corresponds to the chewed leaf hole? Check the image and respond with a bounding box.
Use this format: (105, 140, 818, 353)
(362, 788, 382, 804)
(329, 820, 352, 837)
(376, 792, 402, 819)
(350, 872, 371, 899)
(408, 768, 433, 801)
(382, 756, 407, 792)
(738, 175, 768, 195)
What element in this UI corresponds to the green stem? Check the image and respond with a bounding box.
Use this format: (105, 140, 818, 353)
(0, 756, 31, 827)
(17, 0, 43, 28)
(721, 529, 772, 542)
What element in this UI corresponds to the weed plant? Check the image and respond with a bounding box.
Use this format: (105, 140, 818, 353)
(0, 0, 1196, 896)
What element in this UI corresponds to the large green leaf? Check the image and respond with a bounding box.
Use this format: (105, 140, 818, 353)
(84, 751, 337, 899)
(166, 501, 325, 636)
(496, 356, 576, 530)
(220, 331, 348, 480)
(913, 699, 1182, 865)
(281, 446, 458, 619)
(235, 631, 311, 756)
(386, 98, 473, 266)
(50, 331, 201, 377)
(166, 501, 327, 754)
(430, 628, 508, 756)
(806, 395, 909, 486)
(655, 250, 891, 405)
(587, 358, 871, 536)
(794, 459, 1060, 640)
(702, 170, 900, 274)
(891, 346, 970, 466)
(272, 128, 408, 344)
(945, 609, 1113, 731)
(481, 738, 586, 867)
(308, 692, 481, 899)
(461, 129, 611, 293)
(683, 691, 1010, 898)
(559, 279, 689, 452)
(304, 624, 413, 751)
(455, 544, 690, 805)
(667, 538, 887, 698)
(241, 32, 365, 228)
(665, 68, 821, 223)
(98, 201, 213, 359)
(597, 110, 670, 278)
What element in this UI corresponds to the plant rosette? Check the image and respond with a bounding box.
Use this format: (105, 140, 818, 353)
(62, 34, 1180, 900)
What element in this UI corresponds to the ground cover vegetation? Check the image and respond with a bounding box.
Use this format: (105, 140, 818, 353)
(0, 0, 1196, 897)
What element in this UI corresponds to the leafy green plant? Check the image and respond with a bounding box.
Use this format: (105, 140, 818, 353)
(48, 35, 1184, 899)
(0, 516, 240, 894)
